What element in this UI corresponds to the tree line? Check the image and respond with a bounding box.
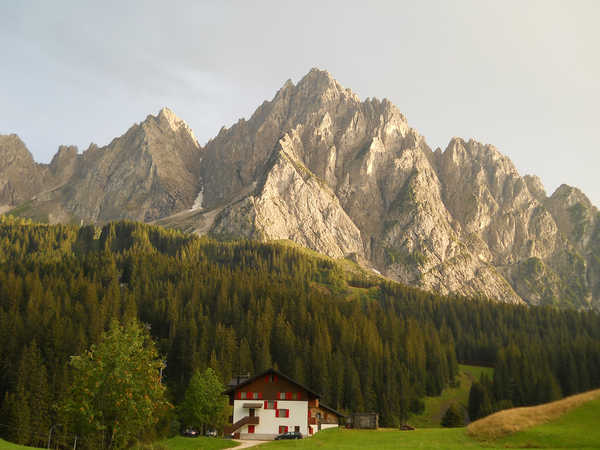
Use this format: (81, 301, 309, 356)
(0, 216, 599, 447)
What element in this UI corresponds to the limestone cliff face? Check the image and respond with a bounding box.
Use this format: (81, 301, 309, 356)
(2, 69, 599, 307)
(4, 108, 202, 223)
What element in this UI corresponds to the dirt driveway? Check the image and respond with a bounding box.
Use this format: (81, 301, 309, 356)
(233, 439, 270, 448)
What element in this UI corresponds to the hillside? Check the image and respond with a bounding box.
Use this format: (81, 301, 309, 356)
(2, 69, 599, 308)
(408, 364, 493, 428)
(467, 388, 600, 440)
(1, 218, 600, 449)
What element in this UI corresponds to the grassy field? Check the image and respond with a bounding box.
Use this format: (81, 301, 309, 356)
(260, 389, 600, 449)
(0, 436, 239, 450)
(0, 439, 42, 450)
(408, 364, 493, 428)
(143, 436, 239, 450)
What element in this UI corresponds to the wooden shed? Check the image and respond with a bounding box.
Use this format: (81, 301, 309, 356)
(348, 412, 379, 429)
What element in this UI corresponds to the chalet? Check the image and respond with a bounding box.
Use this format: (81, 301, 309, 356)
(223, 368, 345, 440)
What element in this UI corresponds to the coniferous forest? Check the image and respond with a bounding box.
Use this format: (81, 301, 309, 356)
(1, 217, 600, 447)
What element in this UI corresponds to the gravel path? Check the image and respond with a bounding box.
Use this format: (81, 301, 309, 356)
(233, 439, 270, 448)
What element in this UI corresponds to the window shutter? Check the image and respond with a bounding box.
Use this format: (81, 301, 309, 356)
(286, 409, 290, 418)
(286, 392, 292, 400)
(274, 401, 278, 410)
(258, 392, 263, 399)
(297, 391, 302, 400)
(265, 375, 269, 383)
(276, 409, 280, 418)
(285, 426, 289, 433)
(274, 375, 278, 382)
(236, 391, 241, 400)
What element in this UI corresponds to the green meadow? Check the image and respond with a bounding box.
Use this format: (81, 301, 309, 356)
(260, 395, 600, 449)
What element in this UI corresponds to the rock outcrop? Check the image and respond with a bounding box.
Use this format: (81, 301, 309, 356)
(2, 69, 598, 308)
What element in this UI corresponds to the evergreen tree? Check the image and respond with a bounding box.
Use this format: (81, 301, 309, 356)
(441, 403, 464, 427)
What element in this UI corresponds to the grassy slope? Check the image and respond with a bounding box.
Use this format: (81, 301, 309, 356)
(467, 388, 600, 440)
(408, 364, 493, 428)
(496, 397, 600, 449)
(150, 436, 239, 450)
(261, 395, 600, 449)
(0, 439, 41, 450)
(0, 437, 239, 450)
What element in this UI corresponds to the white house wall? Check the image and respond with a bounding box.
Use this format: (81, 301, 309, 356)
(233, 399, 308, 439)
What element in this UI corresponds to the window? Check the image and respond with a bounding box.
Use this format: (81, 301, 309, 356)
(294, 426, 300, 432)
(252, 392, 259, 400)
(279, 426, 288, 434)
(240, 392, 247, 400)
(309, 426, 313, 435)
(279, 392, 286, 400)
(275, 409, 289, 418)
(292, 392, 299, 400)
(248, 425, 255, 434)
(265, 400, 276, 409)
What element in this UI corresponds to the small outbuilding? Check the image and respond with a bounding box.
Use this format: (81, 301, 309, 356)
(347, 412, 379, 429)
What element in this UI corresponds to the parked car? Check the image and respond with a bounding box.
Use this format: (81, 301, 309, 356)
(274, 431, 303, 440)
(182, 428, 199, 437)
(205, 429, 217, 437)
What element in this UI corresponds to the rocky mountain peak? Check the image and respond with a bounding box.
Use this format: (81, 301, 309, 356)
(295, 67, 360, 105)
(0, 134, 46, 208)
(140, 107, 200, 146)
(49, 145, 79, 181)
(0, 134, 35, 168)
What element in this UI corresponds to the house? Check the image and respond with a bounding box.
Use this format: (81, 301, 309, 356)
(223, 368, 345, 440)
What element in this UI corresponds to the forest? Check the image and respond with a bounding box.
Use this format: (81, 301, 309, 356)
(0, 216, 599, 447)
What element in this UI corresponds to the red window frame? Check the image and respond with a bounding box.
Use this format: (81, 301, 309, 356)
(279, 426, 288, 434)
(266, 400, 277, 410)
(248, 425, 255, 434)
(276, 408, 289, 418)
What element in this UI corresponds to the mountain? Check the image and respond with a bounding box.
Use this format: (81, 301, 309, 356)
(0, 108, 201, 223)
(1, 69, 598, 308)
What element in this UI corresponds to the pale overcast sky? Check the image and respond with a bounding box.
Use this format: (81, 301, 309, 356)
(1, 1, 598, 205)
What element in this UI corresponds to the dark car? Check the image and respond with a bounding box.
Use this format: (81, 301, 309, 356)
(182, 428, 199, 437)
(274, 431, 303, 440)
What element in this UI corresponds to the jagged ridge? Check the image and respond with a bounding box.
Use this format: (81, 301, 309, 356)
(1, 69, 598, 308)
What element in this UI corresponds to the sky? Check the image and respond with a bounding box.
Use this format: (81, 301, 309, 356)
(1, 0, 599, 206)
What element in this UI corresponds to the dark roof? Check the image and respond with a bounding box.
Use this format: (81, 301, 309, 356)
(223, 367, 321, 398)
(319, 402, 346, 418)
(227, 373, 251, 388)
